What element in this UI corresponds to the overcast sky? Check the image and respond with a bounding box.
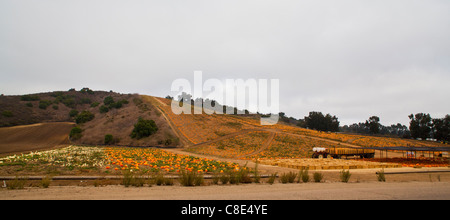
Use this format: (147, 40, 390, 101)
(1, 0, 449, 126)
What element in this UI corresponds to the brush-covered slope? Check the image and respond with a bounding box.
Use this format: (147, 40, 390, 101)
(0, 89, 178, 148)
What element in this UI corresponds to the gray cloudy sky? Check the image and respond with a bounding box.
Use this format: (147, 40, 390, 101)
(1, 0, 449, 126)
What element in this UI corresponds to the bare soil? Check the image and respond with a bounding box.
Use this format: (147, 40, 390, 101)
(2, 180, 450, 200)
(0, 122, 74, 156)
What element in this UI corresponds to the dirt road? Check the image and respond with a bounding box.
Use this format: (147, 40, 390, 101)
(2, 181, 449, 200)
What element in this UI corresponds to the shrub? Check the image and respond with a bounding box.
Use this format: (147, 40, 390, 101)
(253, 161, 261, 183)
(69, 109, 79, 118)
(122, 171, 133, 187)
(1, 110, 13, 117)
(133, 97, 143, 105)
(41, 176, 52, 188)
(226, 165, 252, 185)
(212, 172, 220, 185)
(298, 167, 310, 183)
(377, 169, 386, 182)
(25, 103, 33, 107)
(340, 170, 352, 183)
(75, 111, 94, 124)
(267, 173, 277, 185)
(152, 172, 173, 186)
(7, 177, 27, 190)
(104, 134, 114, 145)
(130, 118, 158, 139)
(69, 127, 83, 140)
(133, 174, 147, 187)
(164, 138, 173, 146)
(280, 173, 289, 184)
(103, 96, 115, 106)
(118, 99, 129, 105)
(90, 102, 100, 108)
(179, 170, 203, 187)
(99, 105, 109, 113)
(104, 134, 113, 144)
(39, 100, 52, 109)
(154, 173, 166, 186)
(50, 91, 64, 98)
(122, 171, 147, 187)
(313, 172, 324, 183)
(238, 169, 253, 184)
(52, 93, 76, 108)
(80, 87, 94, 94)
(219, 172, 230, 184)
(39, 103, 48, 110)
(62, 98, 76, 108)
(52, 105, 59, 110)
(280, 172, 297, 184)
(114, 99, 129, 109)
(111, 101, 122, 109)
(164, 177, 174, 186)
(20, 95, 40, 101)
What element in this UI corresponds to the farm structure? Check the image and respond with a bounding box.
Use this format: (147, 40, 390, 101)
(312, 147, 375, 159)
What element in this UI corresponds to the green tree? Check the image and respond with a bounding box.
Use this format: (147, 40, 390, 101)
(130, 118, 158, 139)
(104, 134, 114, 145)
(304, 111, 339, 132)
(69, 109, 79, 118)
(365, 116, 381, 134)
(103, 96, 115, 106)
(39, 100, 52, 109)
(99, 105, 109, 113)
(324, 114, 340, 132)
(69, 127, 83, 140)
(20, 95, 40, 101)
(1, 110, 13, 117)
(432, 115, 450, 143)
(409, 113, 432, 139)
(90, 102, 100, 108)
(80, 87, 94, 94)
(75, 111, 95, 124)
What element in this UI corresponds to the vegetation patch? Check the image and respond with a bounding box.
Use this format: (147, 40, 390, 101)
(130, 118, 158, 139)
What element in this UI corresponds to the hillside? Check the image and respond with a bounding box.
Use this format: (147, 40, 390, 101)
(0, 122, 73, 155)
(1, 89, 447, 159)
(151, 96, 448, 160)
(74, 95, 178, 147)
(0, 89, 178, 148)
(0, 89, 115, 127)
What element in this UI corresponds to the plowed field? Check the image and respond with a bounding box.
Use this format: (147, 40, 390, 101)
(0, 122, 74, 155)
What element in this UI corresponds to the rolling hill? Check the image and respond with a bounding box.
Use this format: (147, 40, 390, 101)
(151, 96, 448, 159)
(1, 89, 447, 159)
(0, 89, 178, 150)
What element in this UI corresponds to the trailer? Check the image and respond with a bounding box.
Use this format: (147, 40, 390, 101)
(312, 147, 375, 159)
